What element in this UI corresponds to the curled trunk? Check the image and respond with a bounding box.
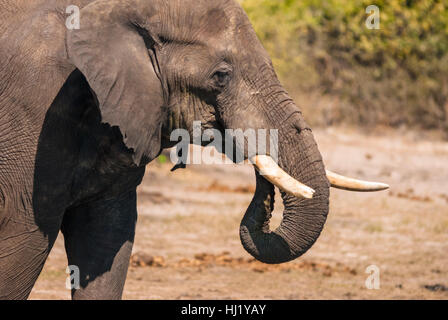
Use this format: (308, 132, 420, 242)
(240, 117, 330, 264)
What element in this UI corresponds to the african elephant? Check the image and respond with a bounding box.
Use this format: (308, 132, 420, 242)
(0, 0, 388, 299)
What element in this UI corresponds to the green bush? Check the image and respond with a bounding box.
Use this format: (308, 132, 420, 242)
(240, 0, 448, 134)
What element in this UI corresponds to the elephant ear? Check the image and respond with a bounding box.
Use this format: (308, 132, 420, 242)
(66, 1, 165, 165)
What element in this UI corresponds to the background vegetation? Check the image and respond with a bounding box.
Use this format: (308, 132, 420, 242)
(239, 0, 448, 135)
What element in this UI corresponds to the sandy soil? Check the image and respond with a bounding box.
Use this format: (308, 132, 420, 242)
(29, 128, 448, 300)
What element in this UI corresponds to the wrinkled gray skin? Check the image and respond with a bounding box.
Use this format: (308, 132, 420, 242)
(0, 0, 329, 299)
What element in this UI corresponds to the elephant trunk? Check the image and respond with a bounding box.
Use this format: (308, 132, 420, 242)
(239, 111, 330, 264)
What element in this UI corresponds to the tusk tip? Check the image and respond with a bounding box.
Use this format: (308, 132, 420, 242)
(376, 183, 390, 191)
(326, 170, 390, 192)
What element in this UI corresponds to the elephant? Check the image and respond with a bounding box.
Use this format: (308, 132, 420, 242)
(0, 0, 388, 299)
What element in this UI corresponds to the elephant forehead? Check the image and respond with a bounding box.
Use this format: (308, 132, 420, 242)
(201, 3, 250, 39)
(201, 8, 231, 37)
(162, 0, 246, 42)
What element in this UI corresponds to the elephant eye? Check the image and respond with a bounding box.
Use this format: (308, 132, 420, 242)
(212, 70, 231, 89)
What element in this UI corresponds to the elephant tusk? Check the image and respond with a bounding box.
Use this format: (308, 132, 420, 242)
(326, 170, 389, 192)
(250, 155, 315, 199)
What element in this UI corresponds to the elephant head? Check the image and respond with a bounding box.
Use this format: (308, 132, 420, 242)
(66, 0, 388, 264)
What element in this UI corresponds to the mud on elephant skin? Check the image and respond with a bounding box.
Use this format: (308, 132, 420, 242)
(0, 0, 388, 299)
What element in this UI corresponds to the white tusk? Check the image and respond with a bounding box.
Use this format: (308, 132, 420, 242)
(326, 170, 389, 192)
(250, 155, 315, 199)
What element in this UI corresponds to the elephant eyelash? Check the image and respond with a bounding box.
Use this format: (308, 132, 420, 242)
(212, 71, 231, 87)
(209, 65, 233, 91)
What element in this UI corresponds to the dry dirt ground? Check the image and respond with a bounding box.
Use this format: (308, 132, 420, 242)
(29, 128, 448, 300)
